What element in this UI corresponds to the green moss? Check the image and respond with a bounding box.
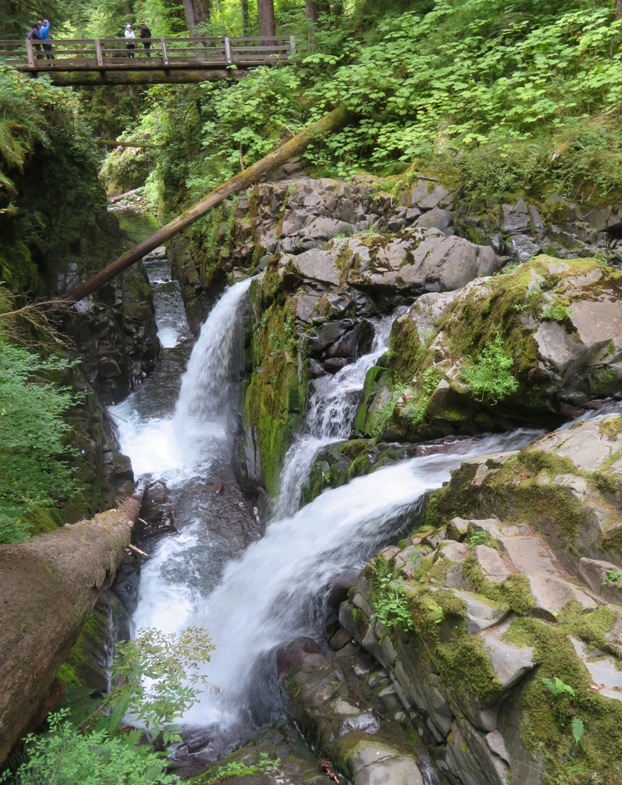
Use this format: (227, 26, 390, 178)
(436, 629, 502, 705)
(58, 610, 109, 689)
(419, 487, 449, 531)
(590, 365, 618, 396)
(462, 553, 535, 614)
(20, 506, 63, 536)
(600, 524, 622, 557)
(244, 293, 307, 496)
(598, 414, 622, 441)
(500, 617, 622, 785)
(558, 603, 619, 652)
(515, 449, 577, 477)
(353, 366, 395, 437)
(389, 316, 428, 386)
(592, 471, 622, 504)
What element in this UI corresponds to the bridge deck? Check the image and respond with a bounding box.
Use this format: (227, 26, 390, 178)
(0, 35, 294, 84)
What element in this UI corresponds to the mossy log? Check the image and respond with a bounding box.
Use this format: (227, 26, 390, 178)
(37, 69, 247, 86)
(0, 496, 141, 763)
(67, 105, 350, 303)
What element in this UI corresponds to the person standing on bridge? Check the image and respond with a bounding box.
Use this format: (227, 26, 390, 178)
(38, 19, 54, 59)
(125, 23, 136, 57)
(139, 21, 152, 57)
(26, 23, 41, 57)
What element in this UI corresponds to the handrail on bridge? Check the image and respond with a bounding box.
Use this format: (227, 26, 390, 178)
(0, 35, 296, 71)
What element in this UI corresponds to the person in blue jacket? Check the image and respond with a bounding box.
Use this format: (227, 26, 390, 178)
(38, 19, 54, 59)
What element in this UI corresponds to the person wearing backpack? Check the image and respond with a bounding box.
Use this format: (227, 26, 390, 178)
(26, 23, 41, 58)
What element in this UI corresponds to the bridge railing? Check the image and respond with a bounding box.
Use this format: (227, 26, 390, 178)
(0, 35, 295, 70)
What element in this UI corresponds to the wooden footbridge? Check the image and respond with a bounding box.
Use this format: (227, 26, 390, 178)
(0, 35, 295, 85)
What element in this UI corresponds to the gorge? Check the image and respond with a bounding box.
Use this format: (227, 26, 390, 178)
(3, 2, 622, 785)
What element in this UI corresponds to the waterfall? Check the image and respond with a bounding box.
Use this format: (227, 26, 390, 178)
(174, 278, 252, 432)
(110, 278, 251, 481)
(118, 275, 541, 742)
(274, 312, 399, 518)
(135, 429, 538, 731)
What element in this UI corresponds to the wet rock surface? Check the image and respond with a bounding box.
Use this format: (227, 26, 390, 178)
(178, 720, 330, 784)
(277, 636, 435, 785)
(69, 262, 160, 405)
(353, 255, 622, 442)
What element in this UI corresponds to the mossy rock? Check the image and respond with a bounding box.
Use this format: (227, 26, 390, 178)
(301, 439, 419, 504)
(244, 293, 307, 497)
(383, 255, 622, 439)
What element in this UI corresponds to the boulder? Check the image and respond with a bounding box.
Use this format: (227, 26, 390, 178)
(372, 256, 622, 440)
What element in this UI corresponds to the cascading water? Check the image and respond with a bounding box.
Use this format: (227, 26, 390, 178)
(113, 270, 542, 754)
(274, 312, 400, 518)
(110, 277, 251, 480)
(157, 428, 539, 733)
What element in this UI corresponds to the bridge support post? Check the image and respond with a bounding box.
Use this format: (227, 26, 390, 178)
(25, 39, 35, 68)
(224, 37, 233, 65)
(161, 38, 169, 66)
(95, 39, 104, 67)
(290, 35, 296, 57)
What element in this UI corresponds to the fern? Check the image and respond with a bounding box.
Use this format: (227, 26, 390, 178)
(571, 716, 585, 745)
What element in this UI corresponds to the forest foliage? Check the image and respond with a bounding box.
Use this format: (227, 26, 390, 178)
(99, 0, 622, 214)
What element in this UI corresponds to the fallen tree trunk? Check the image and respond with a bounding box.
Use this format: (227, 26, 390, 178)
(109, 188, 139, 204)
(0, 497, 141, 763)
(67, 105, 349, 303)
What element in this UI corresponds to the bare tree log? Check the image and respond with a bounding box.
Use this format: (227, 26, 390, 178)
(67, 105, 349, 303)
(0, 496, 142, 763)
(109, 188, 139, 204)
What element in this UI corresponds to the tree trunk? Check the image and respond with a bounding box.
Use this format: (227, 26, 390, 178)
(257, 0, 275, 37)
(241, 0, 250, 34)
(617, 0, 622, 19)
(0, 497, 142, 764)
(305, 0, 321, 24)
(183, 0, 211, 30)
(66, 106, 350, 303)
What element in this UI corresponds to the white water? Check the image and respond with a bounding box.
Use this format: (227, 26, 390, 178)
(274, 313, 398, 517)
(135, 428, 538, 729)
(110, 278, 251, 482)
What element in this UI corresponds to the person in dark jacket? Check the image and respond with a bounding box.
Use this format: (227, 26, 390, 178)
(26, 23, 41, 56)
(139, 20, 152, 57)
(38, 19, 54, 59)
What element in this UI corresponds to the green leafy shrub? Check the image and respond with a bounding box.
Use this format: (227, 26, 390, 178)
(461, 333, 519, 405)
(371, 558, 413, 631)
(0, 66, 107, 293)
(0, 710, 180, 785)
(107, 627, 215, 744)
(0, 340, 79, 544)
(542, 303, 570, 321)
(1, 627, 214, 785)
